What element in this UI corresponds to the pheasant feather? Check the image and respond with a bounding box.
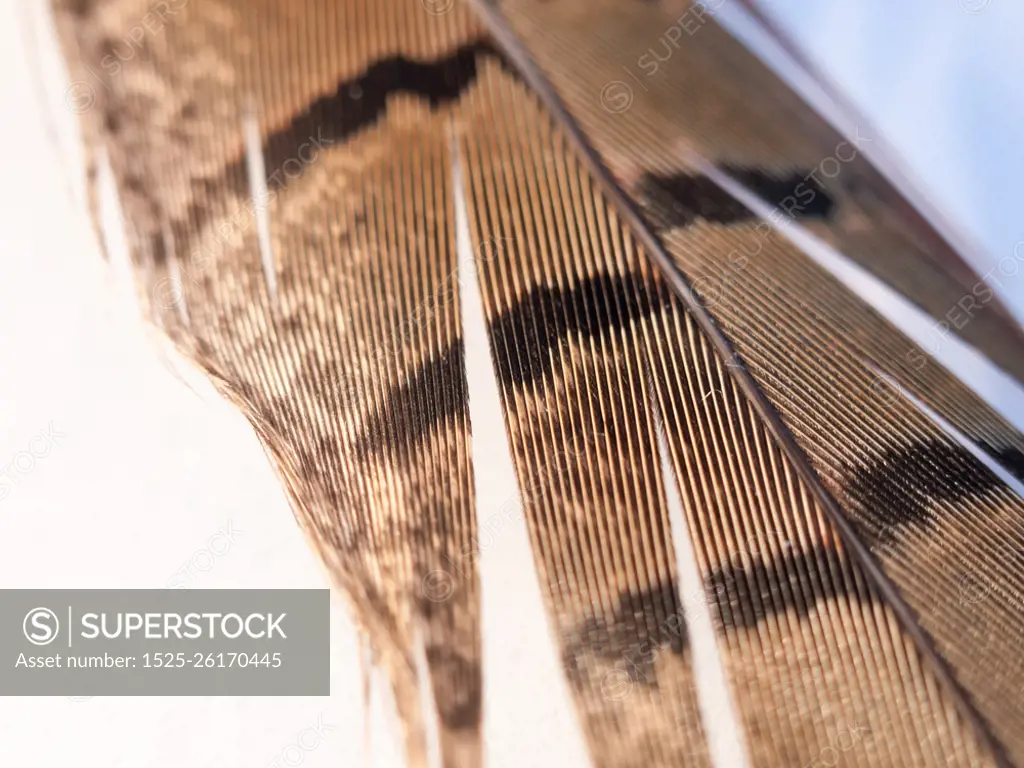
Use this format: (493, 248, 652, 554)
(50, 1, 1024, 766)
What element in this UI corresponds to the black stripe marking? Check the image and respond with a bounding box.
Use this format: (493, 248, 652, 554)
(638, 171, 754, 229)
(164, 42, 504, 265)
(354, 341, 467, 462)
(562, 581, 685, 689)
(356, 270, 656, 460)
(723, 165, 837, 219)
(846, 440, 1003, 544)
(637, 168, 834, 230)
(424, 645, 482, 731)
(708, 542, 873, 631)
(261, 40, 503, 182)
(562, 544, 871, 691)
(488, 271, 661, 388)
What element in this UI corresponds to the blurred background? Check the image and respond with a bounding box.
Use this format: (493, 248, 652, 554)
(0, 0, 1021, 765)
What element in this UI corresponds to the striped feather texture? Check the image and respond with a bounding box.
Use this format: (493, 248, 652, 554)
(50, 0, 1024, 766)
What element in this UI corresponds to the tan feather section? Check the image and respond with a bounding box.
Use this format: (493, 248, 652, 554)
(647, 317, 991, 767)
(458, 61, 711, 767)
(50, 0, 1023, 766)
(52, 1, 489, 765)
(481, 0, 1024, 761)
(489, 0, 1024, 384)
(457, 54, 993, 767)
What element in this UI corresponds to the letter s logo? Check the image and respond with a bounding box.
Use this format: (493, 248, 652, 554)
(23, 607, 60, 646)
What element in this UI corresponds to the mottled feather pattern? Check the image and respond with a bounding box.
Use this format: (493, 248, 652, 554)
(51, 0, 1024, 766)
